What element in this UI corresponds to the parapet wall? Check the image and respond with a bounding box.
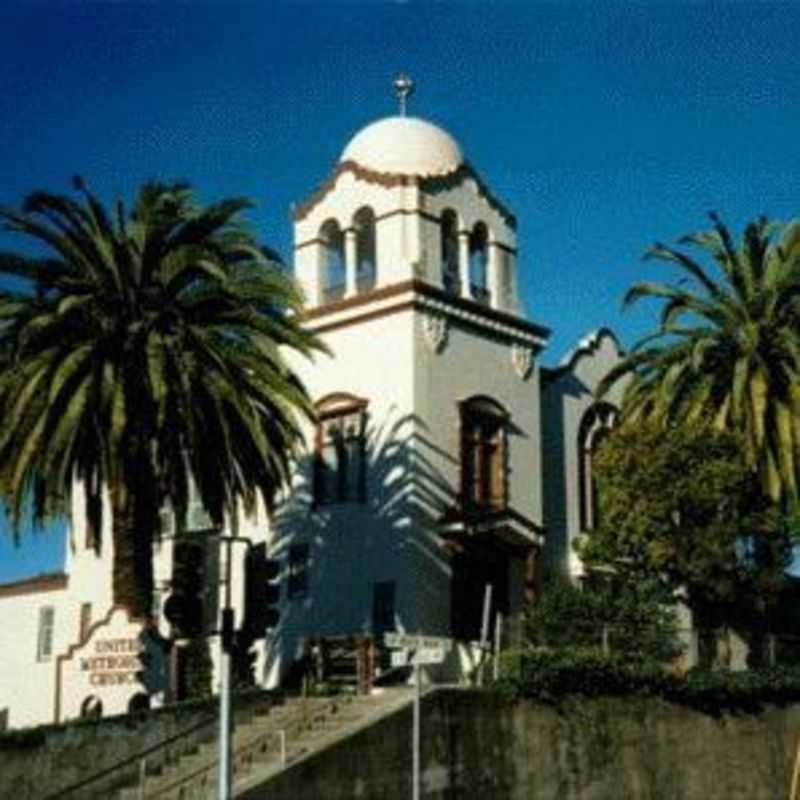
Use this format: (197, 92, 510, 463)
(0, 691, 276, 800)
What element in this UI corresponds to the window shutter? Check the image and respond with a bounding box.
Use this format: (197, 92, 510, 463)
(490, 427, 506, 509)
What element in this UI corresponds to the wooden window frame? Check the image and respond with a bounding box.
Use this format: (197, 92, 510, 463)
(459, 396, 509, 512)
(313, 393, 368, 508)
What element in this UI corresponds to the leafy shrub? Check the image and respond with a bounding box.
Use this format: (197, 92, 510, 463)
(494, 648, 800, 713)
(525, 577, 682, 664)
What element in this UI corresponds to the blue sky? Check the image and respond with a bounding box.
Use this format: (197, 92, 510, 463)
(1, 1, 798, 581)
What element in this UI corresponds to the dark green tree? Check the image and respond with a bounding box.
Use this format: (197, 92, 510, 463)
(0, 179, 322, 616)
(579, 422, 790, 628)
(600, 215, 800, 506)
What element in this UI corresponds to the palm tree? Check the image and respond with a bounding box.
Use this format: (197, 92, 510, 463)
(600, 213, 800, 506)
(0, 178, 322, 617)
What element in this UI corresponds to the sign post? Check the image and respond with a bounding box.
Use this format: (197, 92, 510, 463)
(412, 658, 420, 800)
(383, 634, 453, 800)
(478, 584, 493, 687)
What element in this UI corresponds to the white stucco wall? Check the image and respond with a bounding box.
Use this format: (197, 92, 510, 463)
(0, 480, 269, 728)
(267, 308, 417, 681)
(541, 329, 627, 580)
(268, 291, 545, 685)
(412, 311, 543, 629)
(0, 575, 72, 729)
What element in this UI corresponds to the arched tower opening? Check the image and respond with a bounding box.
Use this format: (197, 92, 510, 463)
(441, 208, 460, 296)
(469, 222, 489, 305)
(319, 219, 345, 303)
(353, 206, 376, 294)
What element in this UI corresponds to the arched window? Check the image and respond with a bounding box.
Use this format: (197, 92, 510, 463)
(313, 393, 368, 507)
(80, 695, 103, 720)
(319, 219, 345, 302)
(460, 396, 509, 511)
(577, 403, 618, 531)
(469, 222, 489, 305)
(353, 207, 376, 293)
(440, 209, 460, 296)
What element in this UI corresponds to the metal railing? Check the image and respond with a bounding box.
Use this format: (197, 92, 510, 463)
(139, 696, 356, 799)
(321, 283, 346, 303)
(141, 727, 288, 799)
(470, 284, 491, 306)
(46, 691, 282, 800)
(499, 617, 800, 671)
(44, 713, 219, 800)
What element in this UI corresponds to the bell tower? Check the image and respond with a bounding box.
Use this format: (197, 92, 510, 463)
(273, 78, 548, 684)
(292, 77, 522, 315)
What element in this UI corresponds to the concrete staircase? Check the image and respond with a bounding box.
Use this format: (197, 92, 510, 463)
(112, 688, 414, 799)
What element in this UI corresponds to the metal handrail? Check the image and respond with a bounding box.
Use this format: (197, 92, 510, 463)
(145, 698, 337, 799)
(45, 692, 280, 800)
(146, 725, 288, 799)
(44, 713, 218, 800)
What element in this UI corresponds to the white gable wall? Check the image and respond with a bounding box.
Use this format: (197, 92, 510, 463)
(541, 330, 627, 580)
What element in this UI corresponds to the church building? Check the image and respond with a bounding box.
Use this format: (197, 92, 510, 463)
(0, 79, 626, 730)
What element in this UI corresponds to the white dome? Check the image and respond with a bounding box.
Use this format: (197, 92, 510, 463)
(340, 116, 463, 177)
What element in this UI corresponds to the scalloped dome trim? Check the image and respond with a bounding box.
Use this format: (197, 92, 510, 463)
(340, 116, 463, 177)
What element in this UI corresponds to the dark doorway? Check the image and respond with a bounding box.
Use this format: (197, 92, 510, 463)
(171, 644, 189, 702)
(450, 541, 509, 641)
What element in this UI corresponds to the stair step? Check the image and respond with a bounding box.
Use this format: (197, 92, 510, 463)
(111, 690, 414, 799)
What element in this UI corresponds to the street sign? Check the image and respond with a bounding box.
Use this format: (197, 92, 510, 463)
(382, 632, 452, 800)
(384, 633, 453, 652)
(390, 647, 446, 667)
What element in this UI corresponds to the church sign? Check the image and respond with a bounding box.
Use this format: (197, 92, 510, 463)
(80, 635, 144, 687)
(55, 606, 168, 722)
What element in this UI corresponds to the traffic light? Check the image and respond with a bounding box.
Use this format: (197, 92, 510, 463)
(242, 542, 281, 638)
(164, 540, 215, 638)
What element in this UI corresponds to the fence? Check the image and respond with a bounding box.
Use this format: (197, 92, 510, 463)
(495, 613, 800, 672)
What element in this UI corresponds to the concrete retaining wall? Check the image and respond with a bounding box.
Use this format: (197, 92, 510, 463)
(0, 691, 276, 800)
(242, 689, 800, 800)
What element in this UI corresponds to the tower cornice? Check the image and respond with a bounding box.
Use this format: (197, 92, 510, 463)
(301, 279, 549, 347)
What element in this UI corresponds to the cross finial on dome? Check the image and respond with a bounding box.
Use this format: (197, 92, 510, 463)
(393, 73, 414, 116)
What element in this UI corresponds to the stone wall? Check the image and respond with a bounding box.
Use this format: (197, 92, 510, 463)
(242, 689, 800, 800)
(0, 691, 276, 800)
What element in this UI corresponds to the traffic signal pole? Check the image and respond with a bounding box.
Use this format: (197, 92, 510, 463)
(218, 619, 233, 800)
(218, 539, 235, 800)
(217, 536, 253, 800)
(215, 536, 281, 800)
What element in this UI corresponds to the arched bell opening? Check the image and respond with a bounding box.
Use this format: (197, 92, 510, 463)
(441, 208, 460, 296)
(353, 206, 376, 294)
(469, 222, 489, 305)
(319, 218, 345, 303)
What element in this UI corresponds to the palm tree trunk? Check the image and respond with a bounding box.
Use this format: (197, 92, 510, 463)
(110, 463, 158, 619)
